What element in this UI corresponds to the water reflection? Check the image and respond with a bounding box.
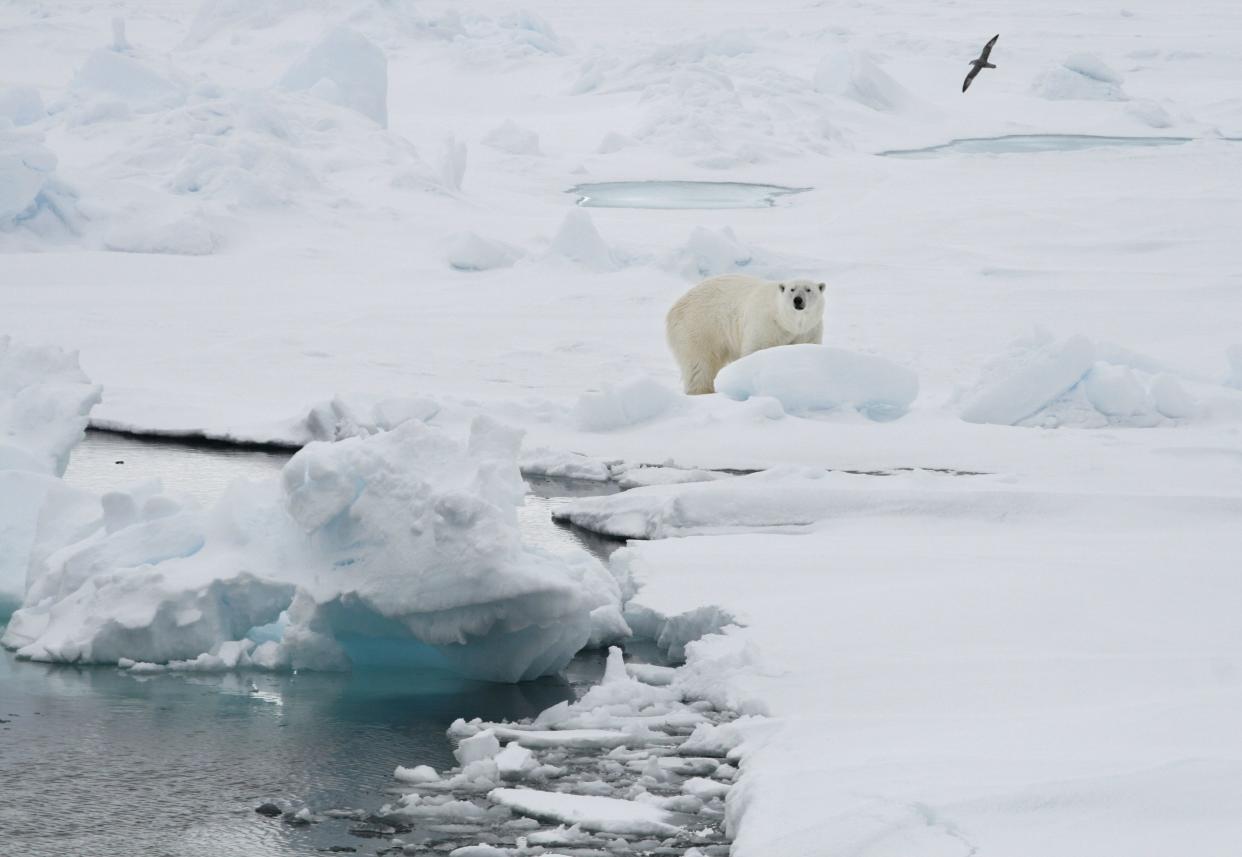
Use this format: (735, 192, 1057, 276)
(0, 648, 607, 857)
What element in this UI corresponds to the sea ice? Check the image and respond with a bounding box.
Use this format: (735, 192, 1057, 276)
(714, 344, 919, 420)
(4, 417, 623, 680)
(488, 788, 682, 836)
(574, 376, 680, 431)
(280, 27, 388, 127)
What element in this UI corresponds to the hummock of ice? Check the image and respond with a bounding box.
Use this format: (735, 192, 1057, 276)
(0, 128, 79, 238)
(3, 416, 625, 681)
(482, 119, 542, 156)
(447, 231, 524, 272)
(0, 337, 101, 477)
(547, 209, 618, 271)
(958, 333, 1237, 428)
(714, 344, 919, 420)
(812, 49, 914, 113)
(0, 86, 45, 127)
(0, 338, 102, 616)
(69, 48, 187, 112)
(280, 27, 389, 128)
(574, 377, 681, 432)
(1034, 54, 1128, 101)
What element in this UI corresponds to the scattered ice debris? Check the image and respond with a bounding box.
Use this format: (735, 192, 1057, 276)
(280, 27, 388, 127)
(574, 376, 681, 431)
(370, 647, 739, 854)
(482, 119, 542, 156)
(1034, 54, 1128, 101)
(447, 231, 525, 272)
(714, 344, 919, 420)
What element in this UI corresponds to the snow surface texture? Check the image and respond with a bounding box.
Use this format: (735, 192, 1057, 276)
(3, 416, 626, 681)
(4, 1, 1242, 854)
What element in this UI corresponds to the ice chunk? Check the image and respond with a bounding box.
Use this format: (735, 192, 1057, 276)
(1034, 54, 1127, 101)
(494, 742, 536, 778)
(395, 764, 441, 784)
(456, 729, 503, 765)
(439, 135, 468, 191)
(0, 337, 101, 476)
(281, 27, 388, 127)
(714, 344, 918, 420)
(7, 418, 620, 680)
(488, 788, 682, 835)
(666, 225, 754, 279)
(548, 209, 616, 271)
(574, 376, 680, 431)
(0, 86, 45, 127)
(960, 334, 1096, 425)
(0, 129, 78, 235)
(69, 49, 184, 111)
(482, 119, 541, 156)
(1226, 345, 1242, 390)
(1084, 363, 1148, 416)
(519, 447, 612, 482)
(813, 49, 914, 112)
(447, 232, 524, 272)
(1149, 374, 1195, 419)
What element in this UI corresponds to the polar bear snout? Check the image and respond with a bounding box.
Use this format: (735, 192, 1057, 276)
(794, 295, 805, 310)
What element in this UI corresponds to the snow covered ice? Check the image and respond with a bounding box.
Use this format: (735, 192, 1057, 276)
(5, 0, 1242, 854)
(3, 413, 626, 681)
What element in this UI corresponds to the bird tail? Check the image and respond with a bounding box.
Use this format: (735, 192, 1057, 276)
(982, 62, 996, 69)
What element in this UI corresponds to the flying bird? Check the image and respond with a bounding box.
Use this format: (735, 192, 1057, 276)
(962, 34, 999, 92)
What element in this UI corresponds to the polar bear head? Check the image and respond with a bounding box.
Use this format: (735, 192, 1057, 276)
(774, 279, 826, 334)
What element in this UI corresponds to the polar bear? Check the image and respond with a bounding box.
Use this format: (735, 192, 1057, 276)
(666, 274, 826, 395)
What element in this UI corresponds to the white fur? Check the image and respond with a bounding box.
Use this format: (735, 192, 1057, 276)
(666, 274, 826, 395)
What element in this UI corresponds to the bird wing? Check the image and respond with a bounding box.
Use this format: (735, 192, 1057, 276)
(962, 64, 981, 92)
(979, 33, 999, 62)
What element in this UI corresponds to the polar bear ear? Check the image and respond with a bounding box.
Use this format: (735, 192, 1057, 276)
(817, 282, 825, 292)
(778, 283, 785, 292)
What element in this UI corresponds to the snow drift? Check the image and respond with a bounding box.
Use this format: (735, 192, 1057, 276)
(714, 344, 919, 420)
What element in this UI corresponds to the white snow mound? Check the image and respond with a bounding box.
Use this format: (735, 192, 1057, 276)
(1034, 54, 1127, 101)
(3, 418, 622, 681)
(714, 344, 918, 420)
(281, 27, 389, 127)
